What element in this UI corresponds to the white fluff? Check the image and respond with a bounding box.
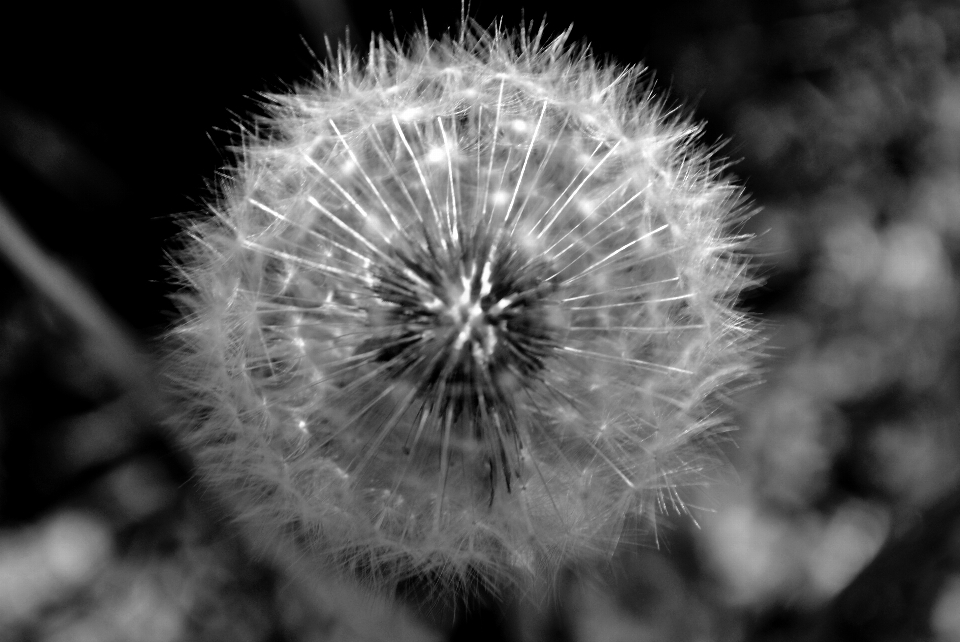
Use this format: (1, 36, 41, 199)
(164, 22, 757, 605)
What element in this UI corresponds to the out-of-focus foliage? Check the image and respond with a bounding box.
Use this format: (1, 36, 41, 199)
(4, 1, 960, 641)
(691, 1, 960, 639)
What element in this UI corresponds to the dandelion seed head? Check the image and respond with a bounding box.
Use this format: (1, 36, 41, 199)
(165, 22, 758, 602)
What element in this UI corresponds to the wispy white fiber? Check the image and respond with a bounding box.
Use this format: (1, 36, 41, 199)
(165, 22, 757, 603)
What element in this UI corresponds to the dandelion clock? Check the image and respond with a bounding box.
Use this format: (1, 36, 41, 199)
(164, 22, 757, 614)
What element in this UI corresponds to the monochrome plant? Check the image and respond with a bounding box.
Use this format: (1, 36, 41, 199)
(164, 21, 756, 606)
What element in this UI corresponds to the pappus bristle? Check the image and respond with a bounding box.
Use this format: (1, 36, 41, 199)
(164, 22, 757, 603)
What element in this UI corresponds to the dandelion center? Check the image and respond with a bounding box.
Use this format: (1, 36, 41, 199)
(371, 238, 558, 399)
(362, 231, 560, 488)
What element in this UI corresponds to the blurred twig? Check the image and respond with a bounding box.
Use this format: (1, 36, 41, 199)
(0, 193, 444, 640)
(0, 194, 164, 425)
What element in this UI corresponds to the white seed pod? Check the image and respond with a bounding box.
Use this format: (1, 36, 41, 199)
(165, 23, 756, 602)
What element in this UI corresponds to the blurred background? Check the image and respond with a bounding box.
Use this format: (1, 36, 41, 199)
(3, 0, 960, 640)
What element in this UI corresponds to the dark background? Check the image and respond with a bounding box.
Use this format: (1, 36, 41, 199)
(3, 1, 960, 640)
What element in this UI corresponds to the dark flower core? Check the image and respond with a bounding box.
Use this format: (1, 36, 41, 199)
(362, 228, 561, 492)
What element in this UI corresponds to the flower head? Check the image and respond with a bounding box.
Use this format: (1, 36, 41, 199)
(166, 23, 756, 601)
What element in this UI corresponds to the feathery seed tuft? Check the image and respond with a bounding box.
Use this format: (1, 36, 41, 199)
(165, 23, 757, 601)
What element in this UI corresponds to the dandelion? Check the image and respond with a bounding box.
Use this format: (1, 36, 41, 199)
(165, 22, 756, 605)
